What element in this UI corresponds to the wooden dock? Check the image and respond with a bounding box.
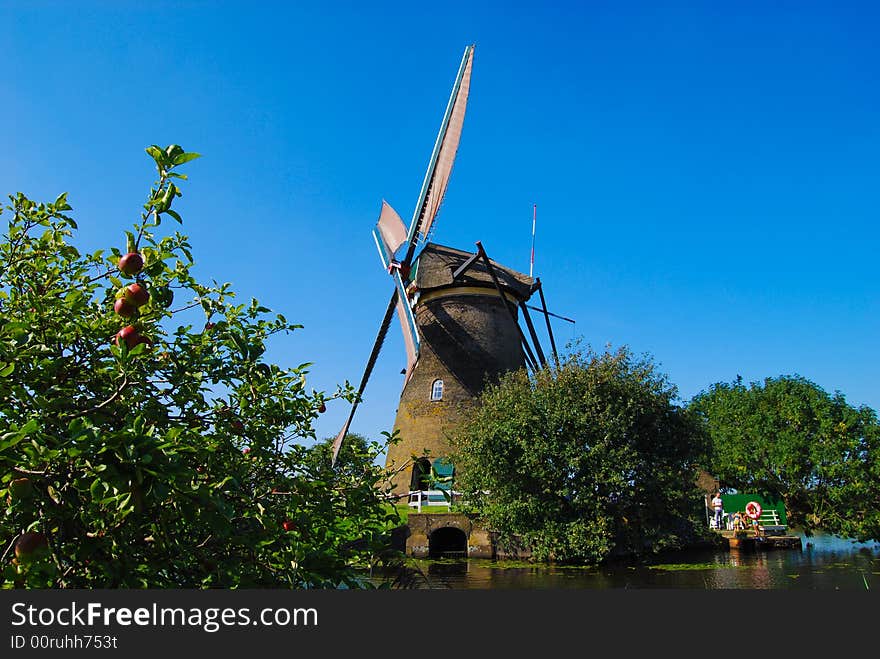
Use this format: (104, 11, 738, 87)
(718, 530, 802, 551)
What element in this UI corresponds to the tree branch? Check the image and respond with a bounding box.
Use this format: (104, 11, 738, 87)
(62, 374, 129, 420)
(13, 466, 48, 476)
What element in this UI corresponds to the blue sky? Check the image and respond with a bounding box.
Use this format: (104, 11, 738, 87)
(2, 1, 878, 454)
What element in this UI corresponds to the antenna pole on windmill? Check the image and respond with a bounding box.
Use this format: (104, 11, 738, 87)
(529, 203, 537, 278)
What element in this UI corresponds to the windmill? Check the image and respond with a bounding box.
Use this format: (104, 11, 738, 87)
(332, 45, 565, 498)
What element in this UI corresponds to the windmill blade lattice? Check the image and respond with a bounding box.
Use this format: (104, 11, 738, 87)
(331, 288, 398, 466)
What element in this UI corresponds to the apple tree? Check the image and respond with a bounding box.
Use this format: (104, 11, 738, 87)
(0, 145, 401, 587)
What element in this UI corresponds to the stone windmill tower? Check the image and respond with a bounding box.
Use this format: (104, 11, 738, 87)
(332, 45, 561, 498)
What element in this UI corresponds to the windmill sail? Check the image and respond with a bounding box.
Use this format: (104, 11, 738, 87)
(372, 200, 421, 374)
(403, 44, 475, 262)
(396, 297, 418, 386)
(332, 45, 474, 468)
(373, 200, 407, 269)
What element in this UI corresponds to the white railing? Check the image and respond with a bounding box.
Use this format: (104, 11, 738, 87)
(407, 489, 460, 512)
(722, 508, 786, 531)
(757, 509, 786, 532)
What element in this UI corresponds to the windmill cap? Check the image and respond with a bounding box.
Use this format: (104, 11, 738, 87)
(415, 242, 534, 300)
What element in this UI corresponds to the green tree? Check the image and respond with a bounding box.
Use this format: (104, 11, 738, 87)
(449, 344, 710, 564)
(1, 145, 400, 588)
(690, 375, 880, 541)
(303, 433, 385, 479)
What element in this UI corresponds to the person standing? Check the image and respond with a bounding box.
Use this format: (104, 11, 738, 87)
(711, 492, 724, 529)
(732, 511, 745, 530)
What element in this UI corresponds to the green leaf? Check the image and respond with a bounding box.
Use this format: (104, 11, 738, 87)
(129, 341, 149, 356)
(54, 192, 72, 211)
(47, 485, 61, 504)
(231, 332, 248, 358)
(0, 362, 14, 377)
(152, 285, 174, 308)
(1, 321, 30, 337)
(172, 152, 201, 166)
(0, 432, 25, 452)
(18, 419, 39, 435)
(90, 478, 104, 500)
(125, 231, 136, 255)
(166, 209, 183, 224)
(160, 183, 177, 210)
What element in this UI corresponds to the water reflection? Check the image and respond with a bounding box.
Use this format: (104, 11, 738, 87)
(377, 532, 879, 590)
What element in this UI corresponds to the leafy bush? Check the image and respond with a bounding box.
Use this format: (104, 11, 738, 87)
(450, 344, 709, 564)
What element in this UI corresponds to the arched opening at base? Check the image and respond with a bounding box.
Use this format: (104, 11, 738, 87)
(429, 527, 468, 559)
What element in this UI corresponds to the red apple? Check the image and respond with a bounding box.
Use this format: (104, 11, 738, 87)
(14, 531, 48, 562)
(242, 447, 251, 455)
(114, 297, 135, 317)
(114, 325, 152, 350)
(231, 420, 245, 435)
(118, 252, 144, 276)
(318, 402, 326, 413)
(115, 325, 139, 349)
(124, 282, 150, 307)
(282, 520, 295, 532)
(204, 322, 215, 331)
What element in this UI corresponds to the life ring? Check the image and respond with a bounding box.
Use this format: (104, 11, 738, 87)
(745, 501, 762, 520)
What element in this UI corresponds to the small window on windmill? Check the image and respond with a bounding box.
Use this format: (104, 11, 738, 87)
(430, 379, 444, 401)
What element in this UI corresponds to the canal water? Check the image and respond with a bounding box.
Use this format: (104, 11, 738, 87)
(376, 531, 880, 590)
